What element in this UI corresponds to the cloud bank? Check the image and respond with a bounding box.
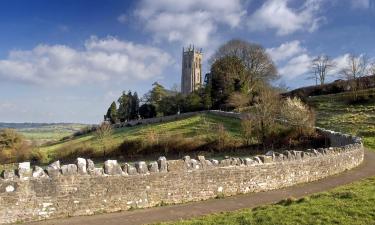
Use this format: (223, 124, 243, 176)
(248, 0, 324, 35)
(132, 0, 247, 47)
(0, 36, 172, 86)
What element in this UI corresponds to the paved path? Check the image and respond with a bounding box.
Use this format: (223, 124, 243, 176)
(26, 149, 375, 225)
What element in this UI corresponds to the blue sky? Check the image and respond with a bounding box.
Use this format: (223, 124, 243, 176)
(0, 0, 374, 123)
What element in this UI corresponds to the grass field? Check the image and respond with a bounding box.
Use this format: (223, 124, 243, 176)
(307, 89, 375, 150)
(157, 177, 375, 225)
(38, 113, 242, 162)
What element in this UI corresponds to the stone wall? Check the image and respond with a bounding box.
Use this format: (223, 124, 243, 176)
(0, 129, 364, 224)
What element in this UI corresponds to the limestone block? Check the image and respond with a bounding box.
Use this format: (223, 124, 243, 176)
(47, 161, 61, 177)
(210, 159, 219, 166)
(197, 155, 205, 163)
(183, 156, 191, 169)
(205, 160, 213, 167)
(258, 155, 272, 164)
(148, 161, 159, 173)
(292, 151, 302, 160)
(135, 161, 148, 174)
(198, 156, 209, 169)
(61, 164, 78, 176)
(312, 149, 321, 157)
(124, 163, 137, 175)
(2, 170, 16, 180)
(219, 159, 231, 167)
(253, 156, 263, 164)
(274, 153, 285, 162)
(231, 158, 242, 166)
(18, 162, 32, 179)
(190, 159, 200, 170)
(167, 160, 186, 172)
(158, 156, 167, 173)
(104, 160, 123, 175)
(76, 158, 87, 175)
(91, 168, 104, 176)
(32, 166, 47, 178)
(86, 159, 95, 174)
(244, 158, 256, 166)
(283, 151, 294, 160)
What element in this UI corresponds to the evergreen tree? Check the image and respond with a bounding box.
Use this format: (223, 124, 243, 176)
(131, 92, 140, 119)
(105, 101, 118, 124)
(117, 91, 130, 122)
(139, 104, 157, 119)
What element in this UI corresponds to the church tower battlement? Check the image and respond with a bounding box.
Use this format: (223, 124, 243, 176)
(181, 46, 202, 95)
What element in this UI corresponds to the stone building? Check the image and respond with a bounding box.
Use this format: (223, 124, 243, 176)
(181, 46, 203, 95)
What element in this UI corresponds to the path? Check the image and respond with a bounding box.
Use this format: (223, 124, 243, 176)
(26, 149, 375, 225)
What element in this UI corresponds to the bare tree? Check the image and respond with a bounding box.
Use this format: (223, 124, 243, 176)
(250, 87, 280, 145)
(95, 122, 113, 156)
(340, 54, 369, 101)
(308, 55, 335, 85)
(210, 39, 278, 93)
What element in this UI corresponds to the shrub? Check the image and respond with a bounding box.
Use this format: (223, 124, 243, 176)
(241, 117, 253, 146)
(0, 129, 33, 164)
(280, 97, 315, 136)
(250, 87, 281, 145)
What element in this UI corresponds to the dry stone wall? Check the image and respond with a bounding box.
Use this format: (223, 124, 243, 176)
(0, 129, 364, 224)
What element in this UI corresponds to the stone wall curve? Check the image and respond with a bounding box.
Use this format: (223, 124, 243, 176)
(0, 127, 364, 224)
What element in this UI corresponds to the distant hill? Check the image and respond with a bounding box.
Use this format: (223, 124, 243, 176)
(0, 122, 85, 129)
(0, 122, 90, 145)
(283, 75, 375, 99)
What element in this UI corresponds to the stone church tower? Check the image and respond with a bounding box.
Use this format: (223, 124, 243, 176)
(181, 46, 202, 95)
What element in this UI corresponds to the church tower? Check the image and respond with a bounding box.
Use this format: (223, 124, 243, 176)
(181, 46, 202, 95)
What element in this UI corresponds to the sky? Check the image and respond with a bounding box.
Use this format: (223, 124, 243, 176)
(0, 0, 374, 123)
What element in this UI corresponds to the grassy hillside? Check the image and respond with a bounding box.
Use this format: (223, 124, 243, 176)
(37, 113, 242, 163)
(307, 88, 375, 150)
(157, 177, 375, 225)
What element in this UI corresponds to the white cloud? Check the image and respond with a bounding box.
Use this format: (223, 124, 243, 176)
(351, 0, 370, 9)
(0, 36, 172, 86)
(267, 40, 311, 80)
(266, 40, 306, 62)
(279, 54, 312, 79)
(248, 0, 324, 35)
(329, 54, 350, 76)
(132, 0, 246, 47)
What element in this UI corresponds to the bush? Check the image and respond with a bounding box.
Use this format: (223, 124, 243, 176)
(0, 129, 33, 164)
(241, 117, 253, 146)
(280, 97, 315, 136)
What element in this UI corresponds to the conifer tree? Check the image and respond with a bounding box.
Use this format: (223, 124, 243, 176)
(105, 101, 118, 124)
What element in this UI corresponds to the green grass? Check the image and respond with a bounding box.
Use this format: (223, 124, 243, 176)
(156, 177, 375, 225)
(38, 113, 242, 161)
(307, 90, 375, 150)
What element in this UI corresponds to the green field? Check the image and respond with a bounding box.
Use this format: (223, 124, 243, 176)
(157, 177, 375, 225)
(0, 123, 89, 145)
(307, 89, 375, 150)
(38, 113, 242, 162)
